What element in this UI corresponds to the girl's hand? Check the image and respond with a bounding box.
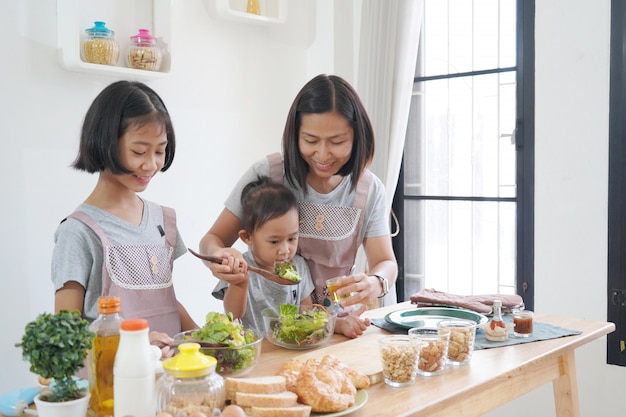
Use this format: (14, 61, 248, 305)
(149, 331, 175, 358)
(334, 305, 371, 338)
(208, 249, 249, 284)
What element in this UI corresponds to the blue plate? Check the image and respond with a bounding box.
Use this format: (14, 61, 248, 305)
(0, 387, 40, 417)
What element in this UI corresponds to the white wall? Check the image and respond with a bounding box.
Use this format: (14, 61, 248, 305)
(1, 1, 624, 415)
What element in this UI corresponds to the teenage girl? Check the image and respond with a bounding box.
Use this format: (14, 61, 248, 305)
(52, 81, 197, 350)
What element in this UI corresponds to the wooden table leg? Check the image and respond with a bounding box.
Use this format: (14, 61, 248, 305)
(552, 349, 581, 417)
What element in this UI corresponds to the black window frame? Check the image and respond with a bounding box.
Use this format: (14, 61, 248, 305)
(607, 0, 626, 367)
(392, 0, 535, 310)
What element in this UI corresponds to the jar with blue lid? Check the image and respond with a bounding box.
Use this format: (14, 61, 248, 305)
(83, 21, 119, 65)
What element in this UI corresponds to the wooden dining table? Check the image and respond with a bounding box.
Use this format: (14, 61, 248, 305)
(247, 301, 615, 417)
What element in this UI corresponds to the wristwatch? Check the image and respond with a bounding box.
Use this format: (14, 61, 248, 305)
(371, 274, 389, 298)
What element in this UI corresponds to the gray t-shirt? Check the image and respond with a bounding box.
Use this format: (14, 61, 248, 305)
(224, 156, 390, 244)
(212, 251, 315, 335)
(51, 199, 186, 322)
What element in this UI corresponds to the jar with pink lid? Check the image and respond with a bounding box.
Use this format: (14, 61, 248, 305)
(126, 29, 162, 71)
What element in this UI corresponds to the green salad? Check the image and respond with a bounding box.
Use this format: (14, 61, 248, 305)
(190, 312, 258, 373)
(274, 261, 302, 282)
(272, 304, 331, 346)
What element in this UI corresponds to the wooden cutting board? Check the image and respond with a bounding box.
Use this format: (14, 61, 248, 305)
(292, 332, 384, 384)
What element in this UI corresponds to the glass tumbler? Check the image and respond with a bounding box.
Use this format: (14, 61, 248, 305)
(513, 310, 534, 337)
(378, 335, 418, 387)
(409, 327, 450, 376)
(437, 319, 477, 365)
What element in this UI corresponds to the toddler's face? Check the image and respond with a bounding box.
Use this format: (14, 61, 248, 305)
(246, 207, 299, 271)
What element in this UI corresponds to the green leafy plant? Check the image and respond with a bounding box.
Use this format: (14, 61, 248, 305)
(16, 310, 94, 402)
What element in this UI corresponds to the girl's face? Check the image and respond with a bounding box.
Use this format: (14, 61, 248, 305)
(298, 111, 354, 180)
(241, 208, 300, 272)
(115, 122, 167, 192)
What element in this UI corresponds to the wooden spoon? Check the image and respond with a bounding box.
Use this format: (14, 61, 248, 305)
(187, 248, 299, 286)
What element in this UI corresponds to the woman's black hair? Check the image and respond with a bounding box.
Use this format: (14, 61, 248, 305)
(282, 74, 375, 193)
(240, 176, 298, 234)
(72, 80, 175, 174)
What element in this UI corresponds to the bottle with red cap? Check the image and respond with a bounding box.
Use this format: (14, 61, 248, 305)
(88, 296, 123, 417)
(113, 318, 155, 417)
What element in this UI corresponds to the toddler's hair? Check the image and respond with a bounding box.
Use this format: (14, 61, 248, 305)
(241, 176, 298, 234)
(72, 80, 175, 174)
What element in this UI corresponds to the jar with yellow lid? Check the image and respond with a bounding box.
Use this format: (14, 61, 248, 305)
(156, 342, 226, 416)
(83, 21, 119, 65)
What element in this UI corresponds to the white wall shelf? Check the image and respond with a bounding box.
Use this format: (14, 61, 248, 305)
(212, 0, 287, 25)
(56, 0, 172, 79)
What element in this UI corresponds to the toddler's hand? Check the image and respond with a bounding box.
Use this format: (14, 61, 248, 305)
(335, 312, 371, 339)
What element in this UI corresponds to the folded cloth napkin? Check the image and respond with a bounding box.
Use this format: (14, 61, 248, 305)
(410, 288, 524, 314)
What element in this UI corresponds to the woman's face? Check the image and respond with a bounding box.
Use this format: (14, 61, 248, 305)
(115, 122, 167, 192)
(298, 111, 354, 180)
(243, 208, 300, 272)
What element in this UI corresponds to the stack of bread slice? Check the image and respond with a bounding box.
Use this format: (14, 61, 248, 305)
(225, 375, 312, 417)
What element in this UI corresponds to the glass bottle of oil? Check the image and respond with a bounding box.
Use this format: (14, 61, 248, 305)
(88, 296, 123, 417)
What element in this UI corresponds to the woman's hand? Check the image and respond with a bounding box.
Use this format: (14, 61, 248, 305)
(207, 248, 250, 284)
(333, 273, 382, 307)
(334, 304, 371, 338)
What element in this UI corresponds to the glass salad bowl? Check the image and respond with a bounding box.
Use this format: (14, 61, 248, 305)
(262, 304, 336, 350)
(173, 312, 262, 376)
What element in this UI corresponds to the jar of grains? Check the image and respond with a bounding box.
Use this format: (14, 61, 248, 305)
(156, 342, 226, 416)
(83, 21, 119, 65)
(126, 29, 162, 71)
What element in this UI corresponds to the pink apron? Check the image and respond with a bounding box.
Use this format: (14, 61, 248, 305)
(268, 153, 371, 312)
(68, 206, 181, 336)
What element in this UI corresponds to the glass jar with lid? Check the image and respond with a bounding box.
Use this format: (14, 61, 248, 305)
(83, 21, 119, 65)
(126, 29, 162, 71)
(156, 342, 226, 416)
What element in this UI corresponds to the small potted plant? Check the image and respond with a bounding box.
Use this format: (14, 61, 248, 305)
(16, 310, 94, 417)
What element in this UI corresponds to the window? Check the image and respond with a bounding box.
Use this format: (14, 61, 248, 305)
(392, 0, 534, 309)
(607, 0, 626, 367)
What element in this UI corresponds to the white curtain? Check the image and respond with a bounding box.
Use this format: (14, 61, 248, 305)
(355, 0, 423, 305)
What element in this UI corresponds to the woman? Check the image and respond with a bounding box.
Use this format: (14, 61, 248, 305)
(200, 74, 397, 338)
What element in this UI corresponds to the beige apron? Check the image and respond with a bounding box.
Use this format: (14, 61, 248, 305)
(268, 153, 371, 313)
(68, 206, 181, 336)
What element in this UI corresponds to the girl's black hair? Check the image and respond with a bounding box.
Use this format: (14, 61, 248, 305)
(240, 176, 298, 234)
(282, 74, 375, 193)
(72, 80, 175, 174)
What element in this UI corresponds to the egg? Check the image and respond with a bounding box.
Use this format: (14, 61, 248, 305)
(221, 405, 247, 417)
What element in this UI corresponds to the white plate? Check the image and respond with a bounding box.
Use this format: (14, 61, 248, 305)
(385, 307, 488, 329)
(310, 389, 368, 417)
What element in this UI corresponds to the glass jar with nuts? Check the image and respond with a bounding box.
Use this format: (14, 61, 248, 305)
(378, 335, 418, 387)
(127, 29, 163, 71)
(408, 327, 450, 376)
(437, 319, 477, 365)
(83, 21, 120, 65)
